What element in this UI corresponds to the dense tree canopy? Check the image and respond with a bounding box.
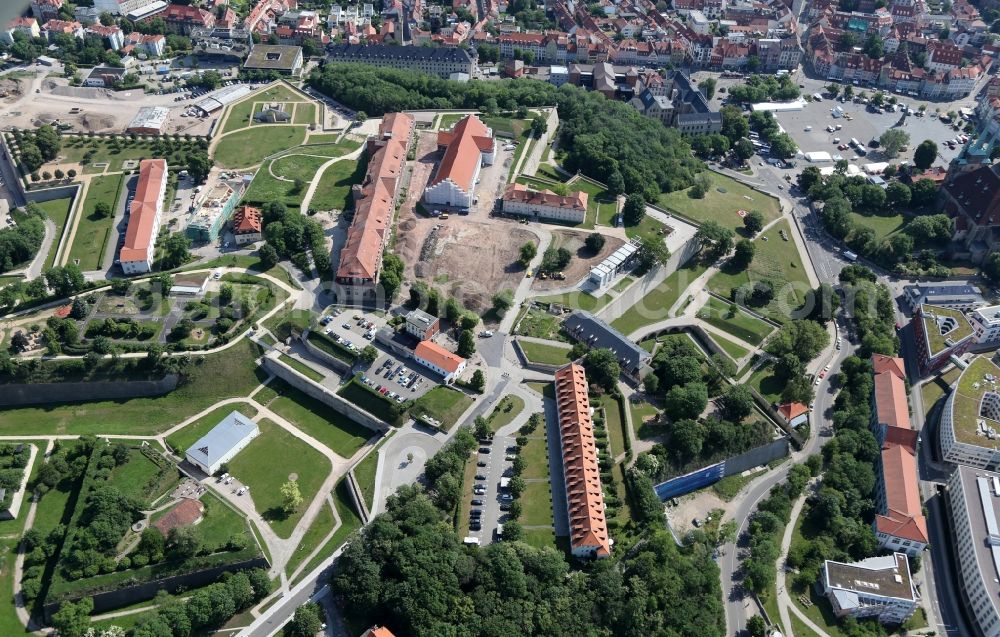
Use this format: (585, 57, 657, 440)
(308, 64, 702, 197)
(332, 483, 725, 637)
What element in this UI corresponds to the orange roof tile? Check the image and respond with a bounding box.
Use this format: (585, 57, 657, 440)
(414, 339, 465, 373)
(871, 354, 906, 380)
(778, 401, 809, 421)
(877, 430, 927, 544)
(119, 159, 166, 264)
(430, 115, 493, 194)
(336, 113, 413, 283)
(873, 371, 910, 430)
(554, 363, 611, 558)
(362, 627, 397, 637)
(232, 205, 262, 234)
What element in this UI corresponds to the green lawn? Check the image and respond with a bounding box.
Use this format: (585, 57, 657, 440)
(308, 159, 364, 212)
(214, 126, 308, 169)
(109, 448, 180, 508)
(518, 339, 574, 366)
(534, 290, 611, 312)
(595, 394, 628, 459)
(658, 171, 781, 231)
(520, 480, 554, 526)
(279, 353, 324, 382)
(283, 499, 335, 577)
(352, 437, 388, 510)
(268, 385, 373, 459)
(0, 539, 24, 636)
(228, 418, 331, 538)
(68, 174, 123, 270)
(610, 259, 709, 336)
(520, 431, 549, 482)
(243, 153, 329, 208)
(849, 211, 906, 242)
(706, 219, 810, 323)
(748, 363, 784, 404)
(34, 197, 74, 270)
(438, 113, 467, 129)
(151, 490, 248, 553)
(0, 341, 266, 436)
(514, 307, 567, 341)
(696, 296, 774, 346)
(535, 163, 568, 182)
(293, 103, 316, 125)
(709, 332, 752, 362)
(486, 395, 525, 433)
(291, 478, 362, 586)
(629, 398, 660, 440)
(410, 386, 473, 430)
(165, 402, 260, 455)
(221, 85, 309, 134)
(624, 215, 668, 243)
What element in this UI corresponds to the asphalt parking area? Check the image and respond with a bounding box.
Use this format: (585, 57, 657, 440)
(772, 98, 967, 168)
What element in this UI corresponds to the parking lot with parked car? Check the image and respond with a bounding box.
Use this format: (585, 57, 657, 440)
(317, 308, 438, 399)
(770, 94, 968, 169)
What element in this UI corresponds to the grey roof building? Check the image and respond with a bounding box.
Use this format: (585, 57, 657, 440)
(563, 310, 651, 379)
(244, 44, 304, 76)
(184, 410, 260, 475)
(326, 43, 475, 79)
(902, 284, 984, 312)
(630, 71, 722, 136)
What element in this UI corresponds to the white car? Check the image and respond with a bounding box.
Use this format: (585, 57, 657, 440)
(480, 330, 494, 338)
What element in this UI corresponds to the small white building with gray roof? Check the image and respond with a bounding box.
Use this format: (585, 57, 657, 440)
(184, 410, 260, 475)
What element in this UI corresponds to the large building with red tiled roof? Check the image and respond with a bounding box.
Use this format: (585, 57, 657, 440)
(554, 363, 611, 559)
(870, 355, 927, 556)
(502, 183, 587, 224)
(334, 113, 414, 306)
(119, 159, 167, 275)
(413, 339, 466, 382)
(361, 627, 397, 637)
(942, 163, 1000, 263)
(423, 115, 494, 209)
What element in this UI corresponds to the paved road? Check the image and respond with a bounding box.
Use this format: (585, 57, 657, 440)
(720, 332, 850, 636)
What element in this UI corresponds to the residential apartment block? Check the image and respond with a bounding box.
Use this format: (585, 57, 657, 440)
(903, 284, 984, 313)
(119, 159, 168, 275)
(969, 305, 1000, 346)
(423, 115, 494, 209)
(947, 463, 1000, 637)
(554, 363, 611, 559)
(501, 183, 587, 224)
(820, 554, 919, 624)
(335, 113, 414, 306)
(941, 356, 1000, 469)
